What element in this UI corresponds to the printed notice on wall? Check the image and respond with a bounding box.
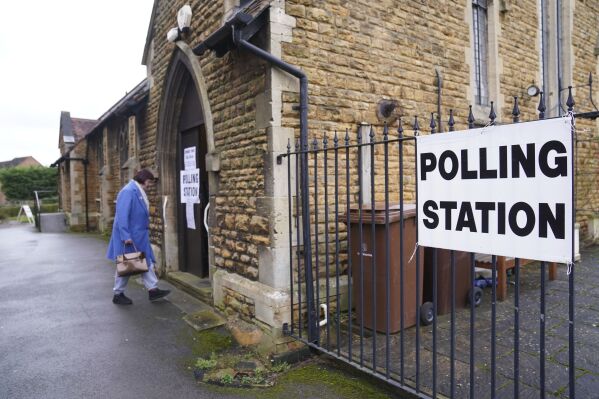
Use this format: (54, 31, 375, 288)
(180, 169, 200, 204)
(184, 146, 196, 170)
(416, 116, 573, 264)
(182, 147, 199, 229)
(181, 166, 200, 230)
(186, 202, 196, 229)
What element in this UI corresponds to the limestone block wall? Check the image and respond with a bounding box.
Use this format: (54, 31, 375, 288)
(281, 0, 598, 243)
(59, 161, 71, 213)
(103, 118, 128, 233)
(67, 141, 88, 231)
(572, 0, 599, 242)
(85, 132, 102, 231)
(143, 0, 270, 281)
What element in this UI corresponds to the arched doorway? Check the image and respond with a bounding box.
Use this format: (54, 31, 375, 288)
(156, 42, 216, 279)
(177, 81, 209, 277)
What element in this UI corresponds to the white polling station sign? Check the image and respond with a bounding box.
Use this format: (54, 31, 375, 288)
(416, 116, 573, 264)
(180, 168, 200, 204)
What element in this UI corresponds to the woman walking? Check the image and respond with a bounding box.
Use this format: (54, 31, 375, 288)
(106, 169, 170, 305)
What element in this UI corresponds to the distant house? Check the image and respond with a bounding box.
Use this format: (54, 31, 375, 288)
(0, 156, 42, 205)
(0, 156, 42, 169)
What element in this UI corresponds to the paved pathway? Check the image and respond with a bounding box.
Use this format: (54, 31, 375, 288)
(0, 223, 242, 399)
(0, 223, 402, 399)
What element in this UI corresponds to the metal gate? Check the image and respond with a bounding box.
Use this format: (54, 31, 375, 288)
(281, 91, 578, 398)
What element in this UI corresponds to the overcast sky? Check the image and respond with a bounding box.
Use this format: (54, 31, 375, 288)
(0, 0, 155, 166)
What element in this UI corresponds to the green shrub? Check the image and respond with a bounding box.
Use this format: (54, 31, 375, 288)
(0, 166, 57, 201)
(220, 374, 234, 384)
(38, 204, 59, 214)
(270, 362, 290, 373)
(194, 356, 218, 370)
(0, 205, 22, 218)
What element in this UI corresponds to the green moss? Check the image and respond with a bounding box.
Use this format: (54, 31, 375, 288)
(205, 360, 398, 399)
(271, 363, 394, 399)
(176, 326, 233, 358)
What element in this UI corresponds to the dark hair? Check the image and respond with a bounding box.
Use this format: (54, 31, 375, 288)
(133, 169, 156, 184)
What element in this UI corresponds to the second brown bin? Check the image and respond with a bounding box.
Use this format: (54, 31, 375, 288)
(423, 249, 477, 316)
(347, 203, 431, 334)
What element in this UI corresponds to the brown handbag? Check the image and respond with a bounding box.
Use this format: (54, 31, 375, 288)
(116, 243, 149, 277)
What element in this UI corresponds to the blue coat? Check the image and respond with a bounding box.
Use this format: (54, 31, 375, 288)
(106, 181, 155, 265)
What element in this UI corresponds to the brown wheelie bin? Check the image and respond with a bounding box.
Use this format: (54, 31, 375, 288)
(423, 249, 481, 315)
(347, 203, 432, 334)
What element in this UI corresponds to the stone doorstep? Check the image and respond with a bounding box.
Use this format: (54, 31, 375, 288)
(167, 271, 213, 305)
(183, 309, 226, 332)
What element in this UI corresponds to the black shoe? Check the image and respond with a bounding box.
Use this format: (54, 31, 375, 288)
(149, 288, 171, 301)
(112, 293, 133, 305)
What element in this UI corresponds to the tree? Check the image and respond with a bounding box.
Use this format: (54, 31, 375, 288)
(0, 166, 57, 201)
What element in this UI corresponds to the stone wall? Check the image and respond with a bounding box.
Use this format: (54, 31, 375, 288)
(143, 0, 270, 281)
(572, 0, 599, 242)
(67, 141, 88, 231)
(281, 0, 599, 242)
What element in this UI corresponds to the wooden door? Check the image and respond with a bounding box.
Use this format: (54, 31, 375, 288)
(176, 83, 209, 277)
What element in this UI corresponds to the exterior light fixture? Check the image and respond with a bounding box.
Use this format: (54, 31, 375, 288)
(177, 5, 192, 34)
(527, 84, 540, 97)
(166, 27, 180, 43)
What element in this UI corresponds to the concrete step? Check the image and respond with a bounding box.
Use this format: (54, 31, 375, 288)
(166, 271, 213, 305)
(39, 213, 66, 233)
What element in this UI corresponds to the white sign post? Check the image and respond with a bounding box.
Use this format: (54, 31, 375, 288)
(18, 205, 35, 225)
(416, 117, 573, 264)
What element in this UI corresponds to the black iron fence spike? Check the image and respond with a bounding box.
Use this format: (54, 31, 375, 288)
(333, 130, 338, 147)
(566, 86, 575, 111)
(287, 138, 291, 152)
(413, 115, 420, 136)
(448, 109, 455, 131)
(512, 96, 520, 123)
(468, 105, 475, 128)
(345, 128, 350, 144)
(538, 91, 546, 119)
(323, 134, 328, 148)
(489, 101, 496, 125)
(589, 71, 593, 85)
(312, 137, 319, 150)
(430, 112, 436, 134)
(369, 126, 375, 141)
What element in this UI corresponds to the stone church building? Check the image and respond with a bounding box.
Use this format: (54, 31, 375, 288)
(56, 0, 599, 352)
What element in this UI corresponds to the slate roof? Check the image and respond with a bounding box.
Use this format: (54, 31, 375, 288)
(71, 118, 98, 140)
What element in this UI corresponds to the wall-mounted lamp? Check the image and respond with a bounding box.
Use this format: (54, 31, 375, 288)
(166, 5, 192, 43)
(177, 5, 192, 34)
(167, 27, 180, 43)
(527, 84, 540, 97)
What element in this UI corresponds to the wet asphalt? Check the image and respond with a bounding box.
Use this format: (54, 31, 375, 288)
(0, 223, 242, 399)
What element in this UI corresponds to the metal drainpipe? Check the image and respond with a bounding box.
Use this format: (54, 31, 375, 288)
(556, 0, 562, 115)
(84, 159, 89, 232)
(435, 69, 442, 132)
(234, 32, 318, 343)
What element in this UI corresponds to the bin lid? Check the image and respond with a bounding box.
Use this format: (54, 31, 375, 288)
(346, 203, 416, 224)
